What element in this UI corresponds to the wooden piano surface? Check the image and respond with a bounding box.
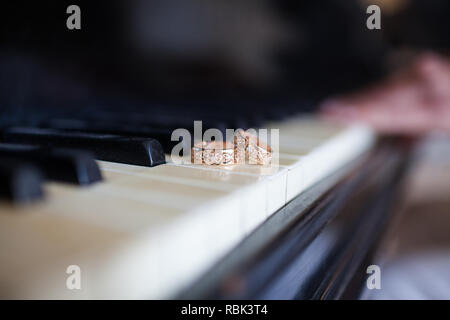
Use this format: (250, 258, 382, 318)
(0, 117, 375, 299)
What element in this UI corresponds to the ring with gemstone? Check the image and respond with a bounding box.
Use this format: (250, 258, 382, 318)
(191, 141, 235, 166)
(234, 130, 272, 165)
(248, 143, 272, 165)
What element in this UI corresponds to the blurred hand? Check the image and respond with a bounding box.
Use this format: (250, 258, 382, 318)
(320, 53, 450, 135)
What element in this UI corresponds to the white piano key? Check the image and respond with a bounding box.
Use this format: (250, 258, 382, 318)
(266, 170, 288, 217)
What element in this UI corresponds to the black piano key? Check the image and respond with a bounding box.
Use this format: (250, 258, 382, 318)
(0, 159, 43, 203)
(38, 116, 227, 152)
(0, 144, 102, 185)
(38, 118, 178, 153)
(2, 127, 166, 167)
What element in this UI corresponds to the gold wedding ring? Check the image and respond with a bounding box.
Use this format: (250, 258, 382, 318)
(192, 130, 272, 166)
(191, 141, 235, 166)
(235, 129, 272, 165)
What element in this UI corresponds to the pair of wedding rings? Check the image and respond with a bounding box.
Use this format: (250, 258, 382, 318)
(191, 130, 272, 166)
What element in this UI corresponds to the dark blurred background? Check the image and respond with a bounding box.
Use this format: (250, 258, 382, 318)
(0, 0, 448, 115)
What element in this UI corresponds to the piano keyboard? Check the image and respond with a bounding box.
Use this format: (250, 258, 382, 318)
(0, 116, 374, 299)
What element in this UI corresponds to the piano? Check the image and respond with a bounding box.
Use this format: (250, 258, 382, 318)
(0, 1, 412, 300)
(0, 110, 411, 299)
